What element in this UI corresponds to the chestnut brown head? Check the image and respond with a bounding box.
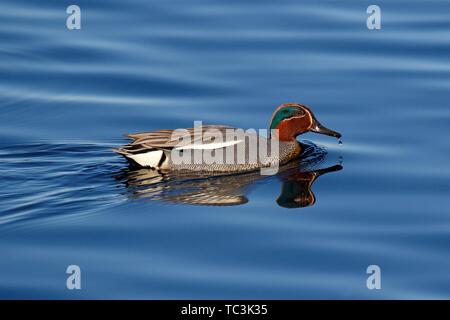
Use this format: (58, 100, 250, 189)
(269, 103, 341, 141)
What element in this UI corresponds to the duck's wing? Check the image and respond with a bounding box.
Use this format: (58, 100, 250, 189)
(115, 125, 236, 154)
(113, 125, 242, 168)
(135, 125, 236, 147)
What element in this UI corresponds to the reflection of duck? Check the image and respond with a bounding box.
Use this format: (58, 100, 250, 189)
(114, 103, 341, 172)
(276, 164, 342, 208)
(115, 143, 343, 208)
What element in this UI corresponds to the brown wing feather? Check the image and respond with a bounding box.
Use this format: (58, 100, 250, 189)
(114, 125, 235, 156)
(125, 130, 174, 141)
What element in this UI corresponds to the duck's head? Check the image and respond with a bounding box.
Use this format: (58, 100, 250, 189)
(269, 103, 341, 141)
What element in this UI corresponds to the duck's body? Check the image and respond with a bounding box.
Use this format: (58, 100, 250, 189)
(114, 103, 341, 172)
(114, 126, 301, 172)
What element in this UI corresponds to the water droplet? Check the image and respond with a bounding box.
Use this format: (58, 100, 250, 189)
(338, 138, 343, 145)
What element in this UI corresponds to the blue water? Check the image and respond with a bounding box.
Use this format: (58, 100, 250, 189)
(1, 0, 450, 299)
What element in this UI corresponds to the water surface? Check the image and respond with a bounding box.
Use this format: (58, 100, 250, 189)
(1, 0, 450, 299)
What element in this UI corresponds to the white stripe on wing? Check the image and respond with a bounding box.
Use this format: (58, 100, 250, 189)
(174, 139, 243, 150)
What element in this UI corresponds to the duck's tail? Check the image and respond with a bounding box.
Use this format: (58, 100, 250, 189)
(113, 147, 168, 169)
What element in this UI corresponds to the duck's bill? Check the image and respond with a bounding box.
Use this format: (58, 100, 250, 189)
(315, 164, 343, 176)
(310, 122, 341, 139)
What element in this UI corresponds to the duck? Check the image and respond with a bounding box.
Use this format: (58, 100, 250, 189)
(113, 103, 341, 172)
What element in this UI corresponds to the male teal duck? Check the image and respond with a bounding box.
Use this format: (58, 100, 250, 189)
(114, 103, 341, 172)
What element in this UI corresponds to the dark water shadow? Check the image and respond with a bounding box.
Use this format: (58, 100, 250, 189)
(0, 142, 126, 227)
